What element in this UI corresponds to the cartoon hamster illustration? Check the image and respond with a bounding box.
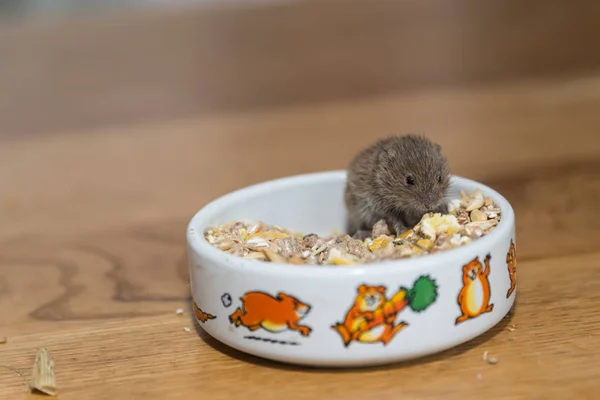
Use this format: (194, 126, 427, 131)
(506, 240, 517, 298)
(455, 254, 494, 325)
(228, 291, 312, 337)
(193, 301, 216, 323)
(332, 276, 438, 347)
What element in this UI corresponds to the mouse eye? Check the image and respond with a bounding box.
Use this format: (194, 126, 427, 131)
(406, 175, 415, 186)
(437, 175, 442, 183)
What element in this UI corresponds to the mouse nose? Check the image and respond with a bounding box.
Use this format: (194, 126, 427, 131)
(424, 201, 437, 211)
(424, 197, 439, 210)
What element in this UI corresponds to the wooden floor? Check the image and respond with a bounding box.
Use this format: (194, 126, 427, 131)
(1, 1, 599, 399)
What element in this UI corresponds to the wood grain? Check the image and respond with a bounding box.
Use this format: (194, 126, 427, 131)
(0, 246, 598, 399)
(2, 77, 600, 398)
(3, 74, 600, 239)
(2, 2, 600, 399)
(2, 0, 600, 136)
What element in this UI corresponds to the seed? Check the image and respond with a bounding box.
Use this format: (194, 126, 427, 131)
(466, 190, 485, 211)
(247, 221, 264, 234)
(470, 209, 488, 222)
(217, 238, 235, 250)
(416, 239, 433, 250)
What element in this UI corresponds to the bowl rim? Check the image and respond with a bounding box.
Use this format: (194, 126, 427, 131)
(187, 170, 515, 278)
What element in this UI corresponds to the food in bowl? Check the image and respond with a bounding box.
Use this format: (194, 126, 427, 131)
(204, 189, 501, 265)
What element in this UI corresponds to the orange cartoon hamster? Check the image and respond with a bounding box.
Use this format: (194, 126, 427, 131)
(455, 254, 494, 325)
(506, 240, 517, 298)
(229, 291, 312, 337)
(332, 276, 438, 347)
(332, 285, 408, 346)
(193, 301, 216, 323)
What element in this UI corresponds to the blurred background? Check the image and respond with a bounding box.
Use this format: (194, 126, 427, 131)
(1, 0, 599, 245)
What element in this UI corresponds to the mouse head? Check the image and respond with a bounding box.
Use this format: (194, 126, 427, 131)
(355, 284, 386, 312)
(373, 135, 451, 215)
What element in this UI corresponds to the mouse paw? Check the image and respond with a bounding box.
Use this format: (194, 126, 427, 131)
(434, 203, 448, 214)
(392, 221, 408, 236)
(352, 230, 372, 240)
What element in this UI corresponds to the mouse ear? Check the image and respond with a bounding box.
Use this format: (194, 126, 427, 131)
(378, 146, 397, 161)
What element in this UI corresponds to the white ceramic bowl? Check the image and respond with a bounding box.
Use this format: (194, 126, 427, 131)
(186, 170, 516, 367)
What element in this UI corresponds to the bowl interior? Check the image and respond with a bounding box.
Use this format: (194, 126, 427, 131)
(201, 172, 347, 235)
(193, 171, 509, 238)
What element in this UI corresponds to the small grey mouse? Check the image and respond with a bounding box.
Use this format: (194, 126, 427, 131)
(344, 134, 451, 239)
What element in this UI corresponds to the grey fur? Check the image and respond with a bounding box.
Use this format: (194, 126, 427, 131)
(345, 134, 451, 238)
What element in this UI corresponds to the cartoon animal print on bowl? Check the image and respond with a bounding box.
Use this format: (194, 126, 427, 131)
(455, 254, 494, 325)
(332, 275, 438, 347)
(221, 293, 233, 308)
(228, 291, 312, 337)
(506, 240, 517, 298)
(193, 301, 216, 323)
